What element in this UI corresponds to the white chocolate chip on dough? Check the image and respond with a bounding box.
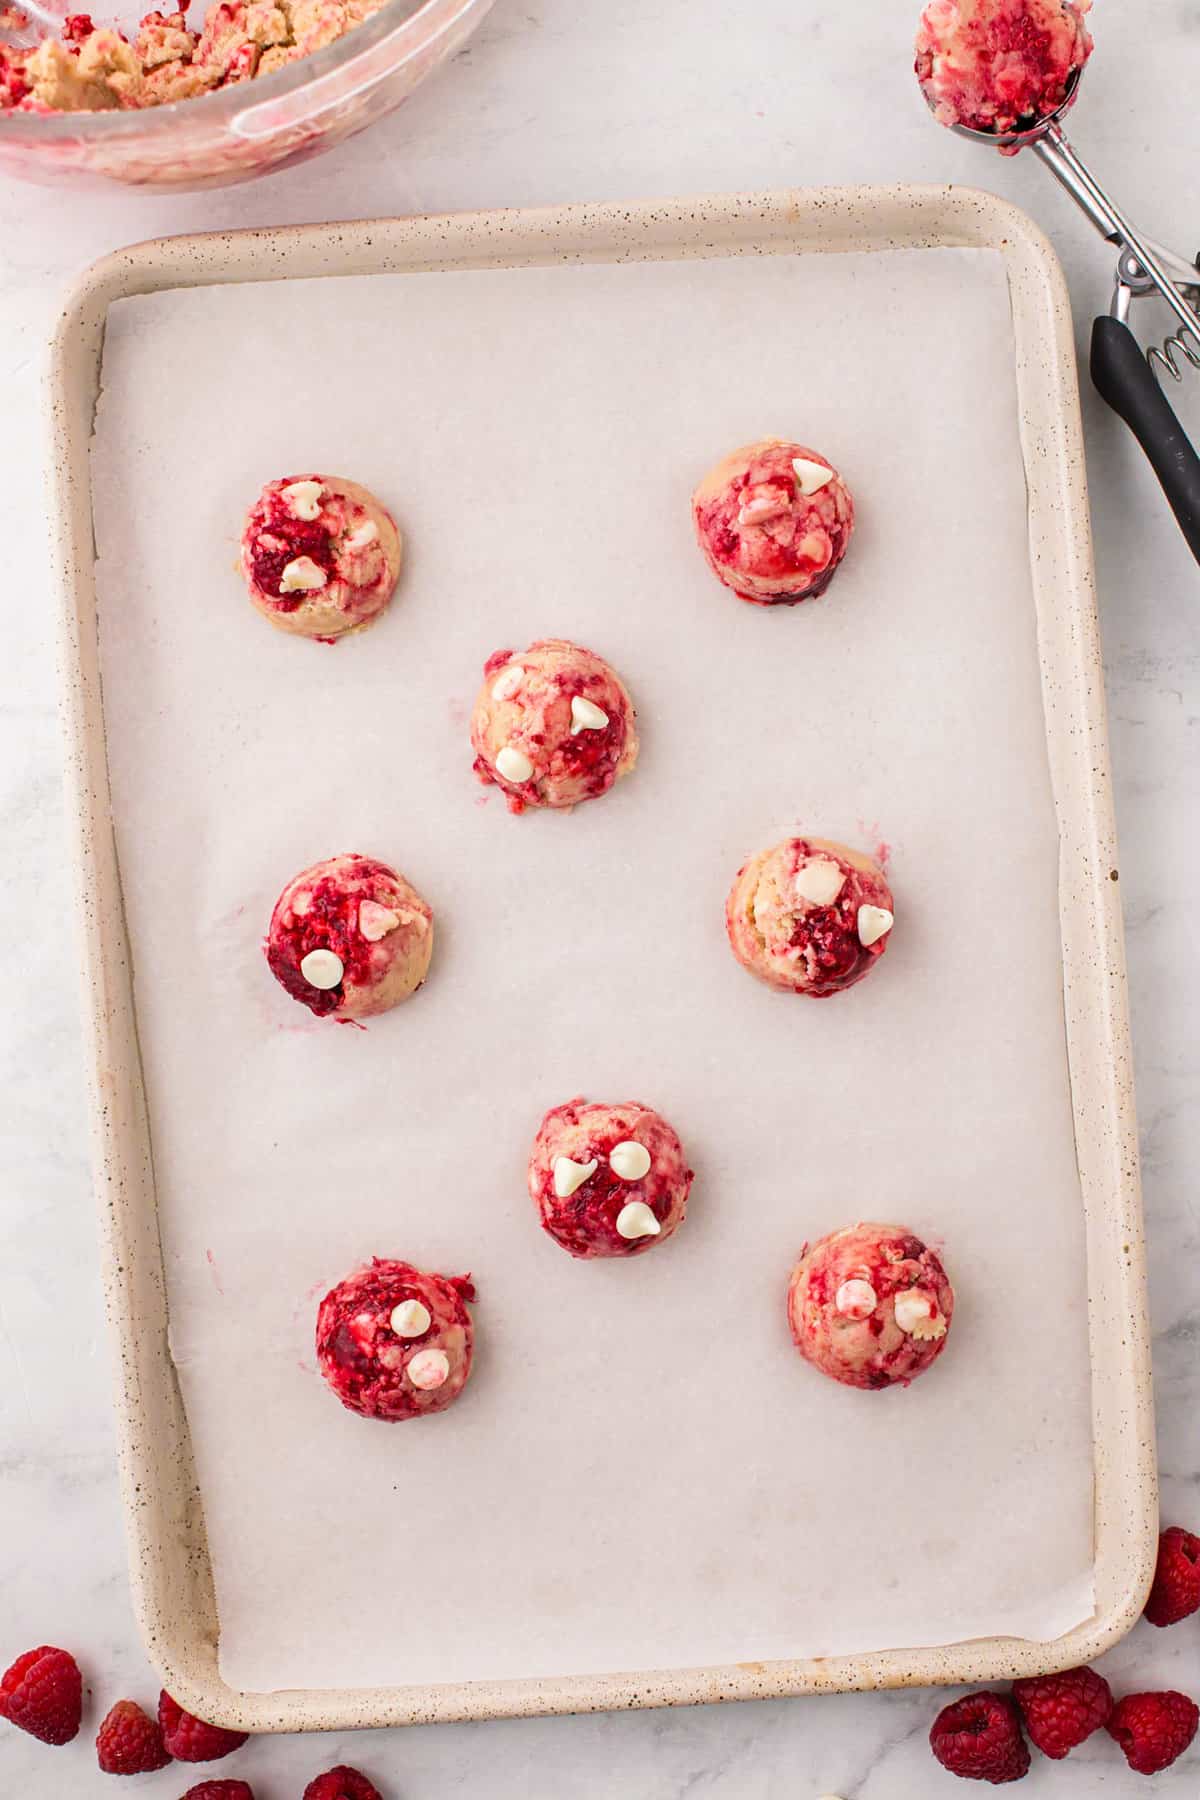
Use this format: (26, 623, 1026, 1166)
(278, 555, 327, 593)
(857, 905, 894, 948)
(737, 488, 790, 529)
(344, 520, 379, 551)
(390, 1299, 431, 1338)
(609, 1140, 651, 1181)
(553, 1155, 598, 1199)
(358, 900, 400, 942)
(496, 745, 534, 784)
(299, 949, 344, 990)
(570, 696, 609, 734)
(491, 664, 525, 702)
(835, 1279, 878, 1319)
(893, 1288, 946, 1340)
(616, 1201, 661, 1240)
(406, 1347, 451, 1390)
(792, 457, 835, 496)
(793, 859, 846, 907)
(280, 480, 324, 520)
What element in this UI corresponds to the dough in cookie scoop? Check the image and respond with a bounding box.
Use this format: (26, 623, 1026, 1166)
(528, 1097, 692, 1258)
(787, 1222, 954, 1390)
(240, 474, 401, 639)
(266, 853, 432, 1020)
(692, 437, 855, 605)
(470, 639, 638, 812)
(726, 836, 894, 998)
(316, 1258, 475, 1422)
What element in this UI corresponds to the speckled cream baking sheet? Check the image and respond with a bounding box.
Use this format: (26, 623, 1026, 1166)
(90, 246, 1094, 1694)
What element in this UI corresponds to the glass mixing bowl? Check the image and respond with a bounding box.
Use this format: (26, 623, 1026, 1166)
(0, 0, 494, 189)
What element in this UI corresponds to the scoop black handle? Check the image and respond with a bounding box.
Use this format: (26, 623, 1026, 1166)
(1090, 314, 1200, 565)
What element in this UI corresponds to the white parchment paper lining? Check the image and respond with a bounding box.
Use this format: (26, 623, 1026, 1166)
(90, 248, 1094, 1694)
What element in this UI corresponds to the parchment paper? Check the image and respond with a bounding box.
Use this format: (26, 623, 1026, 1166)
(90, 247, 1095, 1694)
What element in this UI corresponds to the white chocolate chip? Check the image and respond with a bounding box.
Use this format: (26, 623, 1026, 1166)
(893, 1288, 947, 1340)
(358, 900, 400, 942)
(406, 1347, 451, 1390)
(609, 1140, 651, 1181)
(570, 695, 609, 734)
(835, 1278, 878, 1320)
(390, 1299, 431, 1338)
(344, 519, 379, 552)
(299, 948, 343, 990)
(737, 488, 790, 529)
(280, 480, 324, 521)
(793, 859, 846, 908)
(616, 1200, 661, 1240)
(857, 905, 894, 948)
(792, 456, 835, 496)
(278, 555, 328, 593)
(491, 664, 525, 703)
(495, 745, 533, 784)
(553, 1155, 598, 1199)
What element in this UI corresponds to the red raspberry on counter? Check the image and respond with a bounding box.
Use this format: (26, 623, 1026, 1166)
(1144, 1525, 1200, 1627)
(303, 1768, 383, 1800)
(180, 1784, 255, 1800)
(96, 1698, 172, 1775)
(0, 1644, 83, 1745)
(929, 1691, 1031, 1783)
(1011, 1664, 1112, 1758)
(1107, 1689, 1199, 1775)
(159, 1690, 248, 1761)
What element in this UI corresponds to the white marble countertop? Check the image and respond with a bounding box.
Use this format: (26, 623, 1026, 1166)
(1, 2, 1197, 1793)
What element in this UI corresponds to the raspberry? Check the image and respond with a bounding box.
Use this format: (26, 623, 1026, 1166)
(96, 1699, 172, 1775)
(1145, 1525, 1200, 1627)
(929, 1691, 1031, 1783)
(302, 1768, 383, 1800)
(180, 1786, 255, 1800)
(1012, 1664, 1113, 1758)
(0, 1645, 83, 1746)
(159, 1690, 249, 1762)
(1107, 1689, 1199, 1775)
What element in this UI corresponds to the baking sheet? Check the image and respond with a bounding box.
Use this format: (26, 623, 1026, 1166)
(90, 246, 1095, 1695)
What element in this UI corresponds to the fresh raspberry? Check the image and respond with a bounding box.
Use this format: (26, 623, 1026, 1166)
(96, 1699, 172, 1775)
(1012, 1664, 1113, 1758)
(929, 1691, 1031, 1783)
(302, 1768, 383, 1800)
(0, 1645, 83, 1746)
(159, 1690, 249, 1762)
(1107, 1689, 1199, 1775)
(179, 1784, 255, 1800)
(1145, 1525, 1200, 1627)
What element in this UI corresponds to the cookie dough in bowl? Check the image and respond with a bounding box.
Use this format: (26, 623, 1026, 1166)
(470, 639, 638, 813)
(240, 475, 401, 640)
(787, 1222, 954, 1390)
(528, 1097, 692, 1258)
(266, 853, 432, 1020)
(692, 438, 855, 605)
(317, 1258, 475, 1421)
(726, 836, 894, 997)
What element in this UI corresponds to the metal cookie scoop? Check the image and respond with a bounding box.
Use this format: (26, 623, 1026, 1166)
(927, 68, 1200, 565)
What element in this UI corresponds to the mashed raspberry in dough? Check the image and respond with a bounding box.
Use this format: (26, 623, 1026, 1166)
(317, 1259, 475, 1422)
(726, 836, 894, 998)
(0, 1, 391, 113)
(470, 639, 638, 814)
(788, 1222, 954, 1390)
(528, 1098, 692, 1259)
(241, 475, 401, 641)
(692, 438, 855, 606)
(916, 0, 1093, 138)
(266, 853, 432, 1021)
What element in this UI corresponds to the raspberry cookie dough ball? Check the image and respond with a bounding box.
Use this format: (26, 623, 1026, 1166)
(528, 1098, 693, 1258)
(240, 475, 401, 639)
(692, 438, 855, 605)
(787, 1222, 954, 1390)
(266, 853, 432, 1020)
(317, 1259, 475, 1422)
(726, 837, 894, 998)
(916, 0, 1092, 138)
(470, 639, 638, 813)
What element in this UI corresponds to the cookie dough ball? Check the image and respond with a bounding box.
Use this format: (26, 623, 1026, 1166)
(692, 438, 855, 605)
(787, 1222, 954, 1390)
(470, 639, 638, 813)
(316, 1258, 475, 1421)
(240, 475, 401, 639)
(266, 853, 432, 1020)
(528, 1097, 692, 1258)
(916, 0, 1092, 138)
(726, 836, 894, 998)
